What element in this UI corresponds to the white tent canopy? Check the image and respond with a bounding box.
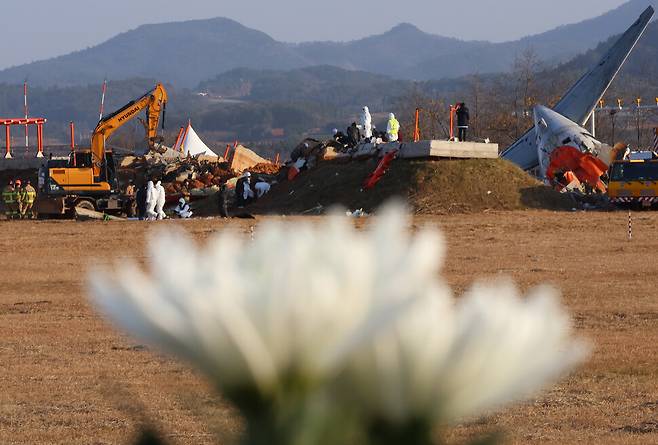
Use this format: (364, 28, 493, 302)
(174, 123, 218, 157)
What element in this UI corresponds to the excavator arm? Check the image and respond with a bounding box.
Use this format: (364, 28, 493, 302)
(90, 83, 168, 177)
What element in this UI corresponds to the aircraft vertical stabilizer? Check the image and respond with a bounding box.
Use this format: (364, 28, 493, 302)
(501, 6, 654, 170)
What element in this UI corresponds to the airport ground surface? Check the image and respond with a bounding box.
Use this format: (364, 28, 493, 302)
(1, 211, 657, 444)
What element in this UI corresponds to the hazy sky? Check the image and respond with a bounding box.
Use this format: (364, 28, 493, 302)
(0, 0, 628, 69)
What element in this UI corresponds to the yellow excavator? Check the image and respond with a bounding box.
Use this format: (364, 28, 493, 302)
(37, 83, 168, 216)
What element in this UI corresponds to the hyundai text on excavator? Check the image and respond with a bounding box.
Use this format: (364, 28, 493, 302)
(36, 83, 168, 216)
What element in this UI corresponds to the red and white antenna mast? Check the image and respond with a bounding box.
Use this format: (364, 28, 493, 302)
(23, 80, 29, 148)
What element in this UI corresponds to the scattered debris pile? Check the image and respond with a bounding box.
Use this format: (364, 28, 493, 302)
(118, 146, 281, 209)
(249, 163, 283, 175)
(250, 159, 576, 215)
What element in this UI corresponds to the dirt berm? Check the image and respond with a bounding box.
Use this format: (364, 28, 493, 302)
(250, 158, 574, 215)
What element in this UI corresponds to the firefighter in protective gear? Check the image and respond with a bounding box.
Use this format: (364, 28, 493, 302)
(20, 180, 37, 219)
(2, 180, 17, 219)
(386, 113, 400, 142)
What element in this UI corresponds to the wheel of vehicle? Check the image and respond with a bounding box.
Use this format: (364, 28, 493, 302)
(76, 200, 96, 211)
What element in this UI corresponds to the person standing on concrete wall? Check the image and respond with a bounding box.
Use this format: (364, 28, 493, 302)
(456, 102, 470, 142)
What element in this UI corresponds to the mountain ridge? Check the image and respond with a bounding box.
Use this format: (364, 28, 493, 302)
(0, 0, 654, 87)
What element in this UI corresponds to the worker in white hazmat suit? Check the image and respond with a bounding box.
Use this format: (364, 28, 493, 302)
(174, 197, 193, 218)
(145, 180, 157, 220)
(361, 106, 372, 140)
(254, 181, 271, 198)
(386, 113, 400, 142)
(155, 180, 166, 220)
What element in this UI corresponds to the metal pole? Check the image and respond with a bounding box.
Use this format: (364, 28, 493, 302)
(449, 105, 455, 141)
(637, 108, 641, 147)
(5, 125, 12, 159)
(36, 123, 44, 158)
(70, 122, 75, 151)
(24, 82, 29, 148)
(414, 108, 421, 142)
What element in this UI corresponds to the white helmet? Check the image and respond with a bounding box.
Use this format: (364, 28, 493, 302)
(244, 172, 251, 178)
(333, 128, 338, 135)
(389, 113, 395, 120)
(179, 198, 186, 204)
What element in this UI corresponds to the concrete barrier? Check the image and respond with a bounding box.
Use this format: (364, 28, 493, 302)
(398, 140, 499, 160)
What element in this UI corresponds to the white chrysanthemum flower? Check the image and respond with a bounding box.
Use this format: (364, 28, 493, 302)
(343, 280, 588, 425)
(88, 205, 448, 398)
(88, 204, 587, 436)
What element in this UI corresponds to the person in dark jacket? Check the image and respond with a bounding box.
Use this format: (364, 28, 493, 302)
(235, 172, 255, 208)
(346, 122, 361, 147)
(218, 184, 231, 218)
(135, 182, 147, 220)
(455, 103, 470, 142)
(333, 128, 349, 147)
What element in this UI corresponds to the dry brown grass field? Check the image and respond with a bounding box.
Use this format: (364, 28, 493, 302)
(1, 211, 657, 444)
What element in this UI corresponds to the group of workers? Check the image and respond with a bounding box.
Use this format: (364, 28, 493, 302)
(2, 179, 37, 220)
(334, 103, 470, 146)
(130, 179, 193, 220)
(333, 106, 401, 148)
(217, 171, 272, 218)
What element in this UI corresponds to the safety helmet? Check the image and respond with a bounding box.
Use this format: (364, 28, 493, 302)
(244, 172, 251, 178)
(332, 128, 338, 135)
(179, 198, 186, 204)
(389, 113, 395, 120)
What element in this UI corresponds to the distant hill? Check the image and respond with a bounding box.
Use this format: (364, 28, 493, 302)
(0, 18, 308, 88)
(415, 0, 658, 79)
(0, 0, 655, 87)
(198, 66, 408, 109)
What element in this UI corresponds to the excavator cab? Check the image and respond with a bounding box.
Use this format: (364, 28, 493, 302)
(45, 150, 116, 196)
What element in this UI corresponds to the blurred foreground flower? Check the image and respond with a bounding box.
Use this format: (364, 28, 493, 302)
(342, 281, 588, 444)
(89, 206, 447, 444)
(88, 205, 587, 445)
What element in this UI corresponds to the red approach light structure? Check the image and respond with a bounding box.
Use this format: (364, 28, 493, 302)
(1, 118, 47, 159)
